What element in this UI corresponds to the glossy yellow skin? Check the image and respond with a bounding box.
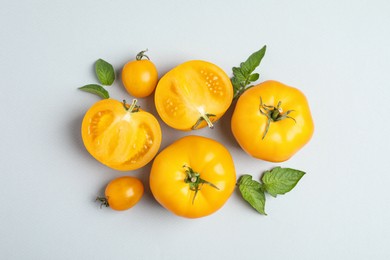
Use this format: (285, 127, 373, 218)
(149, 136, 236, 218)
(105, 176, 144, 211)
(231, 80, 314, 162)
(81, 99, 162, 171)
(154, 60, 233, 130)
(122, 59, 158, 98)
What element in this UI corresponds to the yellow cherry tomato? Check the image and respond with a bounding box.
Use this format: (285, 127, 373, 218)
(149, 135, 236, 218)
(97, 176, 144, 211)
(81, 99, 162, 171)
(154, 60, 233, 130)
(122, 50, 158, 98)
(231, 80, 314, 162)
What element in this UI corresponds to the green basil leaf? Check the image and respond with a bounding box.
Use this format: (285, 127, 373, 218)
(261, 167, 306, 197)
(95, 59, 115, 86)
(241, 45, 267, 75)
(78, 84, 109, 99)
(237, 175, 267, 215)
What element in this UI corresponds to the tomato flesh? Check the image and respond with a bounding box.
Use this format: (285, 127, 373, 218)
(81, 99, 161, 171)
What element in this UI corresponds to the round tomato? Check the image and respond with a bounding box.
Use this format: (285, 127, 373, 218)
(97, 176, 144, 211)
(154, 60, 233, 130)
(122, 50, 158, 98)
(231, 80, 314, 162)
(81, 99, 162, 171)
(149, 135, 236, 218)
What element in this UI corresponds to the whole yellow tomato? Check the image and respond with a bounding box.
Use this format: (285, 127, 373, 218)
(231, 80, 314, 162)
(81, 99, 162, 171)
(149, 135, 236, 218)
(154, 60, 233, 130)
(122, 50, 158, 98)
(97, 176, 144, 211)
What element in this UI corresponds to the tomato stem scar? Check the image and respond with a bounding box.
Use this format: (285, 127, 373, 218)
(259, 97, 296, 139)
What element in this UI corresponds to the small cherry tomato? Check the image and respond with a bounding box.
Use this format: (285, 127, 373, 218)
(150, 135, 236, 218)
(97, 176, 144, 211)
(154, 60, 233, 130)
(121, 50, 158, 98)
(81, 98, 162, 171)
(231, 80, 314, 162)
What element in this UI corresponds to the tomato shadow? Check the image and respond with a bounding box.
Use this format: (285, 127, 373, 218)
(68, 113, 89, 158)
(215, 101, 241, 149)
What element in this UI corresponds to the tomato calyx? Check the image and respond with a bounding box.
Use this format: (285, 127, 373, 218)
(96, 196, 109, 208)
(136, 49, 150, 60)
(191, 113, 216, 130)
(259, 97, 296, 139)
(123, 99, 140, 113)
(183, 165, 219, 204)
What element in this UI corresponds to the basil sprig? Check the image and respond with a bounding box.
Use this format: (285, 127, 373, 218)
(231, 45, 266, 99)
(79, 59, 115, 99)
(237, 167, 305, 215)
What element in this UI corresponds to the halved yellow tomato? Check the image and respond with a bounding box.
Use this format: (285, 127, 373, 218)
(81, 99, 162, 171)
(154, 60, 233, 130)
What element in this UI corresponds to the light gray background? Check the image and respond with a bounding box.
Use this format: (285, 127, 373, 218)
(1, 0, 389, 259)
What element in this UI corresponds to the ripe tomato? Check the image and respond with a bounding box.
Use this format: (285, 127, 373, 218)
(154, 60, 233, 130)
(149, 135, 236, 218)
(121, 50, 158, 98)
(231, 80, 314, 162)
(81, 99, 162, 171)
(97, 176, 144, 211)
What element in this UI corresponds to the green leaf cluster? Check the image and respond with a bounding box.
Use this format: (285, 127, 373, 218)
(78, 58, 115, 99)
(231, 45, 266, 99)
(237, 167, 305, 215)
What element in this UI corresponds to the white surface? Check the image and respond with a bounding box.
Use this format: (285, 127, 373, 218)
(1, 0, 389, 259)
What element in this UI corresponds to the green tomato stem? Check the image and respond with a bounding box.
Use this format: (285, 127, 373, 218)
(259, 97, 296, 139)
(136, 49, 150, 60)
(183, 165, 219, 204)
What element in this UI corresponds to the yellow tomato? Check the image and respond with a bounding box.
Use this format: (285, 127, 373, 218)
(231, 80, 314, 162)
(97, 176, 144, 211)
(122, 50, 158, 98)
(154, 60, 233, 130)
(149, 135, 236, 218)
(81, 99, 162, 171)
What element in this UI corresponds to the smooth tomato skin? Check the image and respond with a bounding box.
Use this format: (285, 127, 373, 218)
(149, 135, 236, 218)
(81, 99, 162, 171)
(231, 80, 314, 162)
(105, 176, 144, 211)
(154, 60, 233, 130)
(122, 59, 158, 98)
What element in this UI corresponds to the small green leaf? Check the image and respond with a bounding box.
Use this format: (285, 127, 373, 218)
(232, 67, 246, 81)
(237, 175, 267, 215)
(261, 167, 306, 197)
(78, 84, 109, 99)
(95, 59, 115, 86)
(241, 45, 266, 75)
(231, 45, 267, 98)
(249, 73, 260, 82)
